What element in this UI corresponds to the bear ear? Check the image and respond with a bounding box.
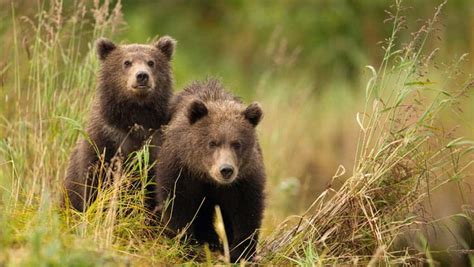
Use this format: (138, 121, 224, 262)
(96, 38, 117, 60)
(187, 100, 208, 124)
(243, 102, 263, 127)
(154, 35, 177, 60)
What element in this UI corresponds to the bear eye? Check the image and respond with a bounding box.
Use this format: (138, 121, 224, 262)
(208, 141, 218, 149)
(147, 60, 155, 67)
(231, 141, 242, 150)
(124, 60, 132, 67)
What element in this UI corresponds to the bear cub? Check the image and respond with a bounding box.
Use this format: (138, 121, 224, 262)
(64, 36, 176, 211)
(155, 79, 266, 262)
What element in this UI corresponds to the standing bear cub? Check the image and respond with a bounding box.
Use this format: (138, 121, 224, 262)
(155, 79, 266, 262)
(64, 36, 176, 211)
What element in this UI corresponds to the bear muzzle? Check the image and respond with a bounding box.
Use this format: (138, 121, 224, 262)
(135, 71, 149, 87)
(219, 164, 235, 179)
(129, 70, 155, 95)
(210, 162, 239, 185)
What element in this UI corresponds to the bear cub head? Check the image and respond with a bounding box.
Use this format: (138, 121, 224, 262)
(183, 97, 263, 184)
(96, 36, 176, 102)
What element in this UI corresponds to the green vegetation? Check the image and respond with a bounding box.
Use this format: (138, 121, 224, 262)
(0, 0, 473, 265)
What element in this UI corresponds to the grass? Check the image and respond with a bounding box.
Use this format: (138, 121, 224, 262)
(1, 0, 473, 265)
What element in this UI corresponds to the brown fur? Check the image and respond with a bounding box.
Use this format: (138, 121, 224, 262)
(155, 79, 266, 262)
(64, 36, 176, 211)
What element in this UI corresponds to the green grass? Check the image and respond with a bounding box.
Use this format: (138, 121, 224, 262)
(0, 0, 473, 265)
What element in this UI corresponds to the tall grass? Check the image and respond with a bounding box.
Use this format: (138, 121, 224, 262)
(0, 0, 472, 265)
(260, 1, 473, 265)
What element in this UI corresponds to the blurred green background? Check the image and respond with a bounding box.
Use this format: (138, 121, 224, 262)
(118, 0, 474, 93)
(2, 1, 473, 94)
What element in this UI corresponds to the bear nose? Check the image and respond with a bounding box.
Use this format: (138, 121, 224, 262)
(219, 164, 234, 179)
(136, 71, 149, 85)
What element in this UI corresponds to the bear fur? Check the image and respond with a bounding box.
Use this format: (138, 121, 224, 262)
(64, 36, 177, 211)
(155, 79, 266, 262)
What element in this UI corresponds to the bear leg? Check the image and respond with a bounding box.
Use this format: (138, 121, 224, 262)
(220, 183, 263, 263)
(193, 200, 221, 251)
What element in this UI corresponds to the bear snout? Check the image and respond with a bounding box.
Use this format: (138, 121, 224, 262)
(128, 68, 155, 93)
(219, 164, 234, 179)
(135, 71, 149, 87)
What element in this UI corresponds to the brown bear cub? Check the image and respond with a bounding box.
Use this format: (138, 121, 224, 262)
(155, 79, 266, 262)
(64, 36, 176, 211)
